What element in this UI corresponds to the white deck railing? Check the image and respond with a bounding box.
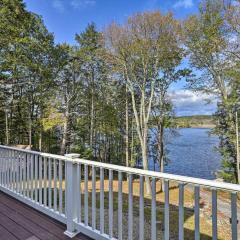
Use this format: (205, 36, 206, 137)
(0, 145, 239, 240)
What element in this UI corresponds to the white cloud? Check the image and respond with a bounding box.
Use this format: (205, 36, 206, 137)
(168, 90, 217, 116)
(52, 0, 96, 12)
(52, 0, 65, 12)
(173, 0, 193, 9)
(70, 0, 96, 9)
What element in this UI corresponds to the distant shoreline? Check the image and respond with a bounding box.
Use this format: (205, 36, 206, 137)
(175, 115, 216, 129)
(176, 125, 215, 129)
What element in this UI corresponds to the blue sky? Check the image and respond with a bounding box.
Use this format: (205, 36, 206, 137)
(24, 0, 217, 116)
(24, 0, 199, 44)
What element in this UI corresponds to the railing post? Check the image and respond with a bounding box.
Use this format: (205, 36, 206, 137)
(64, 154, 80, 238)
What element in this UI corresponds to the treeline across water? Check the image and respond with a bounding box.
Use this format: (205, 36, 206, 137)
(0, 0, 239, 186)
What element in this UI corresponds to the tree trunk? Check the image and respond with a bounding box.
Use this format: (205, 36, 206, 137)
(90, 69, 95, 149)
(158, 121, 165, 192)
(90, 92, 94, 148)
(39, 129, 42, 152)
(125, 86, 129, 167)
(61, 120, 68, 155)
(236, 111, 240, 184)
(129, 88, 152, 195)
(5, 110, 9, 145)
(28, 111, 32, 149)
(142, 138, 151, 195)
(61, 107, 69, 155)
(130, 118, 134, 165)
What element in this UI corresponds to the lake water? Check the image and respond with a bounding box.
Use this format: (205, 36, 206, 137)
(149, 128, 221, 180)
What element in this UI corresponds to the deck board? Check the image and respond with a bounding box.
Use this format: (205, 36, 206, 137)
(0, 191, 92, 240)
(0, 212, 32, 240)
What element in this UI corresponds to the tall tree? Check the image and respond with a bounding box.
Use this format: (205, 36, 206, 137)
(0, 1, 55, 148)
(185, 0, 240, 182)
(105, 11, 183, 193)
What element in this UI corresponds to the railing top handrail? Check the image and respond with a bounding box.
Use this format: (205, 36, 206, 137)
(1, 145, 240, 192)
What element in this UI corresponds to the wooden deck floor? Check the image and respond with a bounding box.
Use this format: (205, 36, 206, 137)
(0, 191, 91, 240)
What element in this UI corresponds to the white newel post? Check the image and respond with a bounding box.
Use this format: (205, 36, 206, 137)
(64, 153, 80, 238)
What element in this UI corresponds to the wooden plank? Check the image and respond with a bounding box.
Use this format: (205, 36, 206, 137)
(0, 225, 18, 240)
(0, 212, 32, 240)
(0, 191, 91, 240)
(0, 201, 60, 240)
(0, 193, 66, 234)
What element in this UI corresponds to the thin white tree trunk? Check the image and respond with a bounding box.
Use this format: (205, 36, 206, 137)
(61, 104, 69, 155)
(236, 111, 240, 183)
(158, 122, 165, 192)
(90, 91, 94, 148)
(5, 110, 9, 145)
(28, 111, 32, 150)
(125, 85, 129, 167)
(39, 129, 42, 152)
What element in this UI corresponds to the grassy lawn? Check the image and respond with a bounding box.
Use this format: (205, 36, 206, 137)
(24, 177, 234, 239)
(20, 175, 234, 240)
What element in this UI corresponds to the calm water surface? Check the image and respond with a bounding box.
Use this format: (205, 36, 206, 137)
(149, 128, 221, 180)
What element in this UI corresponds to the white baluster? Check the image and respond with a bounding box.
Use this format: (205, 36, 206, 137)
(92, 165, 96, 229)
(23, 153, 26, 197)
(39, 156, 42, 205)
(31, 154, 34, 199)
(109, 169, 113, 238)
(76, 164, 81, 223)
(35, 155, 38, 202)
(100, 167, 104, 234)
(179, 183, 184, 240)
(27, 154, 30, 198)
(194, 185, 200, 240)
(20, 153, 23, 195)
(139, 175, 144, 240)
(48, 158, 52, 208)
(59, 160, 63, 213)
(16, 151, 19, 193)
(164, 180, 169, 240)
(44, 157, 47, 206)
(128, 174, 133, 240)
(151, 178, 156, 240)
(118, 171, 123, 240)
(84, 164, 88, 226)
(54, 159, 57, 211)
(231, 192, 238, 240)
(212, 188, 217, 240)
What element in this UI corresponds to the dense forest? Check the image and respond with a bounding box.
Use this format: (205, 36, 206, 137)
(0, 0, 239, 183)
